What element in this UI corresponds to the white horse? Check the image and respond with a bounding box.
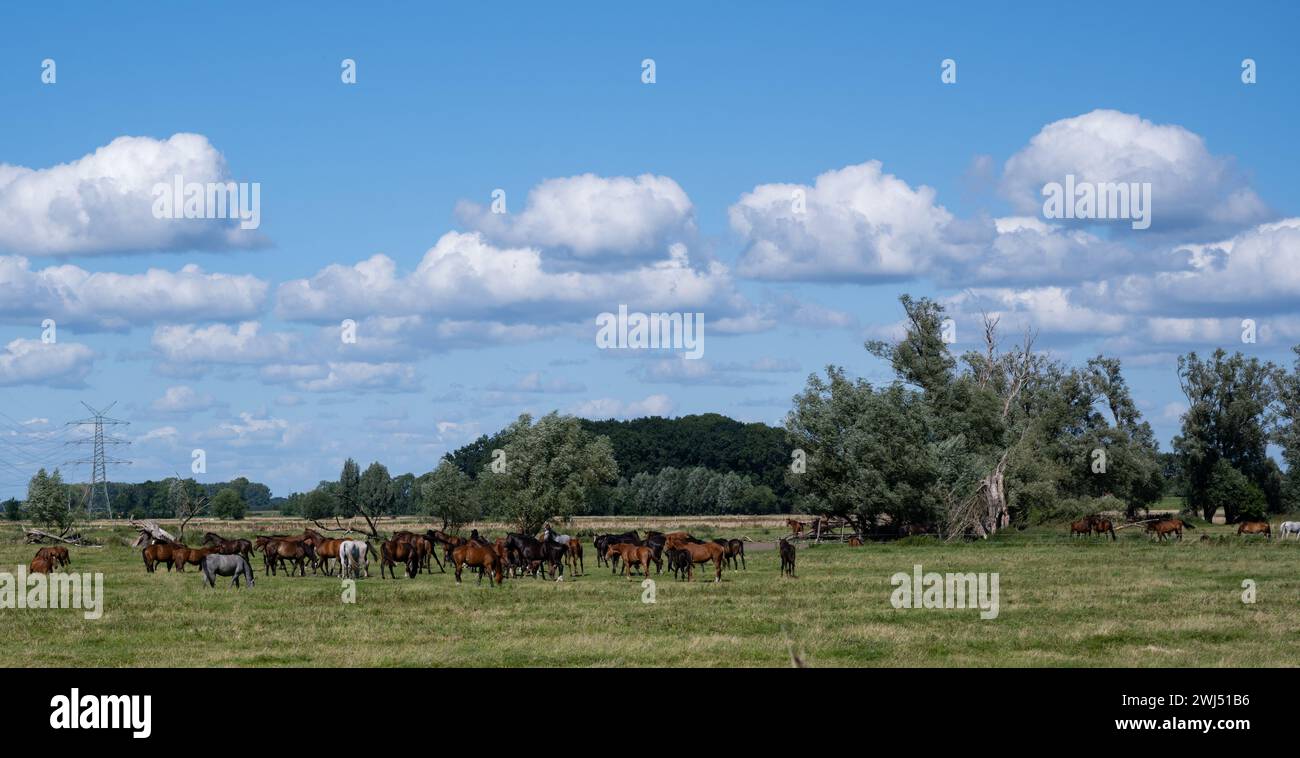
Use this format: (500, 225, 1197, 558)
(338, 539, 373, 578)
(1279, 521, 1300, 540)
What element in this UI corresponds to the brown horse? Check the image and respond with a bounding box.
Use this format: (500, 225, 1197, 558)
(1069, 517, 1095, 538)
(567, 538, 583, 576)
(665, 535, 725, 582)
(428, 530, 466, 570)
(261, 538, 315, 576)
(29, 555, 53, 574)
(712, 538, 747, 569)
(1092, 518, 1117, 541)
(393, 531, 440, 573)
(380, 539, 420, 579)
(1237, 521, 1271, 538)
(202, 532, 253, 561)
(786, 519, 807, 538)
(172, 545, 216, 572)
(303, 530, 344, 575)
(606, 543, 655, 579)
(1146, 518, 1195, 542)
(779, 538, 796, 577)
(36, 546, 71, 568)
(142, 541, 179, 573)
(847, 536, 863, 547)
(452, 541, 503, 585)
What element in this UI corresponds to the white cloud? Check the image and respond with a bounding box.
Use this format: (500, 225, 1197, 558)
(151, 322, 297, 365)
(0, 256, 268, 330)
(261, 361, 419, 393)
(1000, 109, 1270, 237)
(276, 231, 754, 325)
(0, 338, 94, 387)
(455, 173, 695, 262)
(0, 134, 266, 256)
(731, 160, 955, 282)
(569, 393, 676, 419)
(150, 385, 218, 414)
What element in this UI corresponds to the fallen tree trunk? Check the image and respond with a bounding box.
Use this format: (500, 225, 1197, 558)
(23, 528, 92, 545)
(130, 519, 178, 547)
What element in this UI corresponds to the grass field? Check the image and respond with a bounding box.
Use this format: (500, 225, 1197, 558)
(3, 518, 1299, 667)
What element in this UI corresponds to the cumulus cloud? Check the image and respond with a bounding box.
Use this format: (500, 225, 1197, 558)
(0, 256, 268, 330)
(259, 361, 419, 393)
(731, 160, 955, 282)
(455, 174, 695, 262)
(1000, 109, 1270, 237)
(275, 231, 755, 325)
(150, 385, 219, 414)
(151, 322, 297, 366)
(0, 134, 267, 256)
(0, 338, 94, 387)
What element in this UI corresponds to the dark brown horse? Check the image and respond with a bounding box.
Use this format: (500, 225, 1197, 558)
(1092, 518, 1117, 541)
(779, 538, 796, 577)
(380, 538, 420, 579)
(202, 532, 253, 561)
(261, 538, 315, 576)
(1237, 521, 1271, 538)
(452, 541, 503, 585)
(1069, 516, 1096, 538)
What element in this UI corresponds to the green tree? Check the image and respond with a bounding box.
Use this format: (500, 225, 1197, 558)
(1204, 459, 1267, 523)
(210, 488, 247, 520)
(355, 461, 394, 535)
(2, 498, 21, 521)
(490, 412, 618, 533)
(26, 468, 78, 534)
(418, 460, 478, 530)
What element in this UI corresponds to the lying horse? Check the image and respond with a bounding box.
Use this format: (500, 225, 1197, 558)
(201, 554, 255, 589)
(779, 538, 796, 577)
(36, 546, 71, 569)
(1280, 521, 1300, 540)
(1237, 520, 1271, 538)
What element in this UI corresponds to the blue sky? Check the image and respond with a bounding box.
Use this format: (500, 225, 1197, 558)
(1, 1, 1298, 498)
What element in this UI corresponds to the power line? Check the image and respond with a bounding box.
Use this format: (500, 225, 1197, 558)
(64, 401, 131, 519)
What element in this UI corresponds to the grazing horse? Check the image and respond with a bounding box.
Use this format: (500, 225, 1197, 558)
(202, 532, 253, 561)
(786, 519, 807, 538)
(142, 541, 179, 573)
(606, 543, 655, 579)
(1070, 517, 1096, 538)
(779, 539, 796, 577)
(1092, 517, 1117, 541)
(664, 535, 725, 582)
(201, 554, 255, 588)
(452, 541, 504, 586)
(338, 539, 377, 578)
(393, 531, 439, 574)
(427, 530, 465, 571)
(36, 546, 71, 568)
(505, 533, 566, 581)
(1237, 521, 1271, 538)
(1279, 521, 1300, 540)
(29, 555, 53, 574)
(380, 539, 420, 579)
(172, 545, 216, 572)
(664, 547, 691, 580)
(1146, 518, 1194, 542)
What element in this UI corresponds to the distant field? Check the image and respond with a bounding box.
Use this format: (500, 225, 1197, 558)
(3, 518, 1298, 667)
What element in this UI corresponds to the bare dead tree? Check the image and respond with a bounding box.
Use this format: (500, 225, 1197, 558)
(170, 475, 208, 543)
(129, 519, 178, 547)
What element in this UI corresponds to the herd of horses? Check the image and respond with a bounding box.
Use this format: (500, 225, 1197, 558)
(1069, 515, 1300, 542)
(132, 525, 776, 588)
